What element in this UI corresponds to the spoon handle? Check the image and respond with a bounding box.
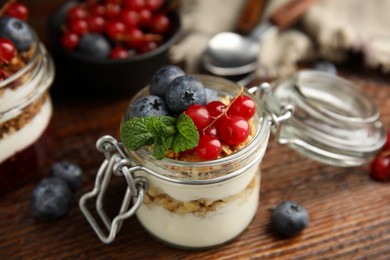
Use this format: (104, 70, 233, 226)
(269, 0, 318, 30)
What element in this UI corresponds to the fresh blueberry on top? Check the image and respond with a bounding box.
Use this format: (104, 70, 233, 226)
(0, 17, 33, 52)
(311, 60, 337, 75)
(165, 75, 207, 114)
(271, 201, 309, 238)
(130, 95, 171, 118)
(31, 177, 73, 219)
(77, 33, 111, 59)
(150, 65, 185, 97)
(51, 161, 83, 191)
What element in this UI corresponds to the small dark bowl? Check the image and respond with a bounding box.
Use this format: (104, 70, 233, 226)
(47, 1, 181, 97)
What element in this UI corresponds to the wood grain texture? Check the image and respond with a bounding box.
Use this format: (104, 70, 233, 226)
(1, 2, 390, 259)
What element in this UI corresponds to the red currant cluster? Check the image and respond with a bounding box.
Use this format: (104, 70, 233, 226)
(370, 133, 390, 181)
(0, 0, 29, 80)
(184, 93, 256, 160)
(60, 0, 173, 59)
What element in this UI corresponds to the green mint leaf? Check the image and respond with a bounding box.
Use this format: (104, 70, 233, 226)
(172, 113, 199, 153)
(153, 135, 174, 160)
(120, 116, 176, 151)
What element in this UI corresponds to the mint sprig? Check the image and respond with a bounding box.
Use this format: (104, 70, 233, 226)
(120, 114, 199, 160)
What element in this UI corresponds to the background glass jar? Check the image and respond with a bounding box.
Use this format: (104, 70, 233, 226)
(0, 28, 55, 193)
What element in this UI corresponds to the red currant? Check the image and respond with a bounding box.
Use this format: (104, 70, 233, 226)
(218, 115, 250, 146)
(121, 9, 139, 29)
(227, 95, 256, 120)
(124, 0, 146, 11)
(185, 104, 211, 132)
(139, 41, 159, 53)
(145, 0, 164, 11)
(68, 19, 89, 35)
(90, 4, 106, 16)
(86, 15, 106, 33)
(106, 3, 122, 18)
(110, 46, 128, 59)
(203, 124, 218, 137)
(125, 28, 144, 48)
(5, 2, 29, 20)
(370, 153, 390, 181)
(206, 101, 226, 118)
(106, 20, 126, 40)
(138, 9, 152, 26)
(196, 135, 222, 160)
(0, 38, 16, 63)
(61, 32, 79, 50)
(150, 14, 170, 34)
(67, 5, 88, 21)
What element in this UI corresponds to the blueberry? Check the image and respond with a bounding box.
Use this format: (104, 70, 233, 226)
(130, 95, 171, 118)
(77, 33, 111, 59)
(311, 61, 337, 75)
(150, 65, 185, 97)
(271, 201, 309, 238)
(0, 17, 33, 52)
(165, 75, 207, 114)
(51, 161, 83, 191)
(31, 177, 73, 219)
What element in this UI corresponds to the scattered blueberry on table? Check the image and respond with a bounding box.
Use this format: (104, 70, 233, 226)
(271, 201, 309, 238)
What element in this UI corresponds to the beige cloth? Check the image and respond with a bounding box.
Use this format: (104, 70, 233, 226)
(171, 0, 390, 78)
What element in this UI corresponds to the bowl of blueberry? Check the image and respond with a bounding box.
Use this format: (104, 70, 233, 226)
(48, 0, 181, 95)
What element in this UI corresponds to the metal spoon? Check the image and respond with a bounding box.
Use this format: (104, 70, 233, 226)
(202, 0, 317, 76)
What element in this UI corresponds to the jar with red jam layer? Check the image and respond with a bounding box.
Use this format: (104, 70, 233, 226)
(80, 71, 386, 249)
(0, 29, 55, 193)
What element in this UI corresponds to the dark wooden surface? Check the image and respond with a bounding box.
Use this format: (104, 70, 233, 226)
(1, 1, 390, 259)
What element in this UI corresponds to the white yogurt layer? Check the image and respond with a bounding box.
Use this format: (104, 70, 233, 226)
(0, 98, 52, 162)
(135, 161, 261, 248)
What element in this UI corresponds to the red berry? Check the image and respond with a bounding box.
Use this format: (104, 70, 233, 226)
(204, 125, 218, 137)
(218, 115, 250, 146)
(124, 0, 146, 11)
(86, 15, 106, 33)
(150, 14, 170, 34)
(67, 5, 88, 21)
(90, 4, 106, 16)
(206, 101, 226, 118)
(68, 19, 89, 35)
(106, 20, 126, 40)
(370, 154, 390, 181)
(185, 104, 211, 132)
(196, 135, 222, 160)
(121, 9, 139, 29)
(138, 9, 152, 26)
(145, 0, 164, 11)
(138, 41, 159, 53)
(125, 28, 144, 48)
(105, 3, 122, 18)
(110, 46, 128, 59)
(5, 2, 29, 20)
(0, 38, 16, 62)
(61, 32, 79, 50)
(227, 95, 256, 120)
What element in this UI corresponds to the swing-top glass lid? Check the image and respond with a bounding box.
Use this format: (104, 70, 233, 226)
(263, 70, 386, 167)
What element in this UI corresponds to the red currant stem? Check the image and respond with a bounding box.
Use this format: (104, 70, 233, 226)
(202, 86, 244, 135)
(0, 0, 16, 17)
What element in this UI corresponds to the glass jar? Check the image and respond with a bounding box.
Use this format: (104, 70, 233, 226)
(0, 28, 55, 193)
(79, 70, 386, 249)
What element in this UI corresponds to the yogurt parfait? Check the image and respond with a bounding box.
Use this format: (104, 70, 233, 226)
(0, 2, 55, 192)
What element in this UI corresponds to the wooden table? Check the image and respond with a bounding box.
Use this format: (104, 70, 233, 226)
(2, 2, 390, 259)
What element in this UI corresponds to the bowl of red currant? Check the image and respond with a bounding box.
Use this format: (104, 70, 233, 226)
(48, 0, 181, 95)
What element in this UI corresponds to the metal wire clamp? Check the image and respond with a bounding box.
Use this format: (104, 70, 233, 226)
(79, 135, 149, 244)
